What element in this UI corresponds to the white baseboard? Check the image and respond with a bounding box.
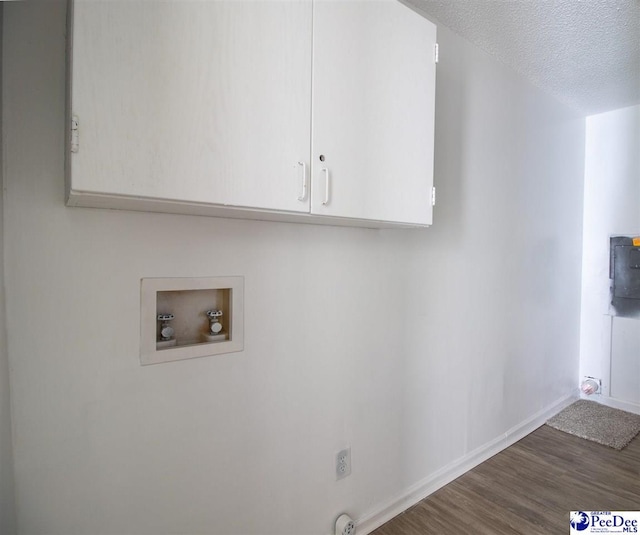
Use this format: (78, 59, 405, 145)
(355, 391, 579, 535)
(581, 393, 640, 415)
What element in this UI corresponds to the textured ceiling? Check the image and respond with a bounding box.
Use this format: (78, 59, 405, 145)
(404, 0, 640, 115)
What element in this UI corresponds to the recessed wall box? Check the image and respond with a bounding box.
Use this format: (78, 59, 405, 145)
(140, 276, 244, 365)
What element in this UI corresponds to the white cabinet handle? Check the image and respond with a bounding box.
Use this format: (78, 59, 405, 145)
(297, 161, 307, 202)
(322, 168, 330, 205)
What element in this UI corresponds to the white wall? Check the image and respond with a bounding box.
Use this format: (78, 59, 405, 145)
(392, 16, 585, 491)
(0, 4, 18, 533)
(580, 105, 640, 406)
(3, 2, 585, 534)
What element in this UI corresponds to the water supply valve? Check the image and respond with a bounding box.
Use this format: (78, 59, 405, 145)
(206, 309, 223, 334)
(157, 313, 175, 341)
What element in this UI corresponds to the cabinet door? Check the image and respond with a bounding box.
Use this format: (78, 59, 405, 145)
(310, 0, 436, 225)
(71, 0, 312, 213)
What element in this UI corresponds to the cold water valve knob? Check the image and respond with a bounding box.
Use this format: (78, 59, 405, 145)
(206, 310, 223, 334)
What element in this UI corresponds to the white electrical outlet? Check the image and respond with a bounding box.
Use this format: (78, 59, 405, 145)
(335, 513, 356, 535)
(336, 447, 351, 480)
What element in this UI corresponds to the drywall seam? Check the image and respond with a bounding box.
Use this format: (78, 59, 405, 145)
(355, 391, 579, 535)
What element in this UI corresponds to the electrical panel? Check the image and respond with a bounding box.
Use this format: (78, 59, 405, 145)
(610, 236, 640, 317)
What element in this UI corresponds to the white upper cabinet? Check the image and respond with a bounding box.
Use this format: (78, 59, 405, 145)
(70, 0, 313, 213)
(68, 0, 436, 227)
(311, 1, 437, 225)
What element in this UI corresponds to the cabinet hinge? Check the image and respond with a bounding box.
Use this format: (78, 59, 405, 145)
(431, 186, 436, 206)
(434, 43, 439, 64)
(70, 114, 79, 153)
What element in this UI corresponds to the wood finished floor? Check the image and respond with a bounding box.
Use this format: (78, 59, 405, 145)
(371, 424, 640, 535)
